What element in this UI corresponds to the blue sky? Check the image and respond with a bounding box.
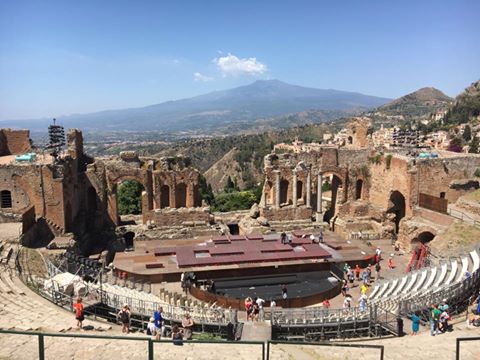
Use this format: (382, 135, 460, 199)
(0, 0, 478, 120)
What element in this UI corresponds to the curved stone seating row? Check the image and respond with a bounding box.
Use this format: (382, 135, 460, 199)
(88, 282, 230, 325)
(0, 269, 110, 332)
(369, 247, 480, 313)
(271, 247, 480, 328)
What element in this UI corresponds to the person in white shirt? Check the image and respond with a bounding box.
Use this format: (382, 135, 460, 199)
(256, 297, 265, 321)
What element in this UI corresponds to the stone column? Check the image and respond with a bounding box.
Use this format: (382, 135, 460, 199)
(292, 170, 298, 208)
(274, 171, 281, 209)
(317, 173, 323, 213)
(306, 169, 311, 208)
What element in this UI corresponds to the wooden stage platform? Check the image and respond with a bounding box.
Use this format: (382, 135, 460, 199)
(113, 231, 376, 282)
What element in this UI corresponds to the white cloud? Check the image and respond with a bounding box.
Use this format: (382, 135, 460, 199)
(214, 53, 267, 77)
(193, 72, 213, 82)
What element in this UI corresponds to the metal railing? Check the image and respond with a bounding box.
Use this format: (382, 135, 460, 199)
(15, 247, 233, 328)
(266, 340, 384, 360)
(0, 329, 266, 360)
(447, 208, 480, 228)
(456, 337, 480, 360)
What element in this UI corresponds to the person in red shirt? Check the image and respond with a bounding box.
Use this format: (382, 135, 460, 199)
(74, 297, 85, 329)
(354, 264, 361, 280)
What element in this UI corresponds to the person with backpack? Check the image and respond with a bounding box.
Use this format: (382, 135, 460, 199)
(118, 305, 131, 333)
(74, 297, 85, 329)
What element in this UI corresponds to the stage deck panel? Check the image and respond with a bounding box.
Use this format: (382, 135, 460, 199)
(154, 237, 334, 268)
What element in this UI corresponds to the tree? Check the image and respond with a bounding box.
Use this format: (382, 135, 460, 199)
(447, 137, 463, 153)
(469, 136, 479, 154)
(199, 175, 214, 205)
(118, 180, 143, 215)
(463, 125, 472, 142)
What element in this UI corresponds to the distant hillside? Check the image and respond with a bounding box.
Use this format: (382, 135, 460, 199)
(157, 123, 332, 191)
(365, 87, 452, 127)
(0, 80, 390, 134)
(443, 80, 480, 126)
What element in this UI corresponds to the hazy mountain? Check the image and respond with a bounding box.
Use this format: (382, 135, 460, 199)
(0, 80, 390, 133)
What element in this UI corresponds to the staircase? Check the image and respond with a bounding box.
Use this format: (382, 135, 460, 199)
(241, 321, 271, 341)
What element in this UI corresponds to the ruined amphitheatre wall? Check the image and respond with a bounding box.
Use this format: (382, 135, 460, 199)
(0, 129, 31, 156)
(415, 155, 480, 203)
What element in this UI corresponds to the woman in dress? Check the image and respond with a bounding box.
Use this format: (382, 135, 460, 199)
(411, 310, 421, 335)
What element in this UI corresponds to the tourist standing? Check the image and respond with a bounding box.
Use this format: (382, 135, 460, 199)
(319, 231, 324, 244)
(358, 294, 367, 312)
(74, 297, 85, 329)
(375, 262, 381, 280)
(245, 297, 253, 321)
(354, 265, 361, 281)
(153, 306, 164, 337)
(343, 263, 349, 277)
(341, 279, 348, 297)
(256, 297, 265, 321)
(411, 310, 421, 335)
(360, 282, 369, 295)
(361, 270, 369, 284)
(118, 305, 131, 333)
(388, 255, 395, 269)
(282, 285, 288, 299)
(322, 299, 330, 309)
(430, 304, 442, 336)
(181, 313, 194, 340)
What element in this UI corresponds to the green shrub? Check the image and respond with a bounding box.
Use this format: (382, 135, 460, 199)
(118, 180, 143, 215)
(211, 190, 258, 212)
(474, 168, 480, 177)
(385, 154, 393, 169)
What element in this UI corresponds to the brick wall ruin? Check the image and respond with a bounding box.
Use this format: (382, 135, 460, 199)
(0, 129, 31, 156)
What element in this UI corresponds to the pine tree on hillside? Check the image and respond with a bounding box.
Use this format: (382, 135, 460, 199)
(463, 124, 472, 142)
(469, 136, 479, 154)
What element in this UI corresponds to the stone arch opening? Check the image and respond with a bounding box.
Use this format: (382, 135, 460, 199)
(323, 174, 342, 223)
(348, 136, 353, 145)
(416, 231, 435, 244)
(0, 190, 12, 208)
(296, 180, 303, 200)
(267, 181, 274, 206)
(388, 190, 406, 233)
(176, 183, 187, 208)
(160, 185, 170, 208)
(117, 179, 144, 216)
(280, 179, 289, 205)
(124, 231, 135, 250)
(355, 179, 363, 200)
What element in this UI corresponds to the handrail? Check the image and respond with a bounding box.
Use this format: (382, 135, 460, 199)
(0, 329, 266, 360)
(266, 340, 384, 360)
(456, 337, 480, 360)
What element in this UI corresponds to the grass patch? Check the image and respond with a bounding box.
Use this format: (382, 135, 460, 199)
(192, 332, 223, 341)
(462, 189, 480, 202)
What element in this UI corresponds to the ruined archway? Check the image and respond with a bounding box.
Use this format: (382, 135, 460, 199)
(296, 181, 303, 200)
(280, 179, 289, 205)
(176, 183, 187, 208)
(117, 179, 144, 217)
(348, 136, 353, 145)
(416, 231, 435, 244)
(160, 185, 170, 208)
(323, 174, 342, 223)
(388, 190, 406, 233)
(355, 179, 363, 200)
